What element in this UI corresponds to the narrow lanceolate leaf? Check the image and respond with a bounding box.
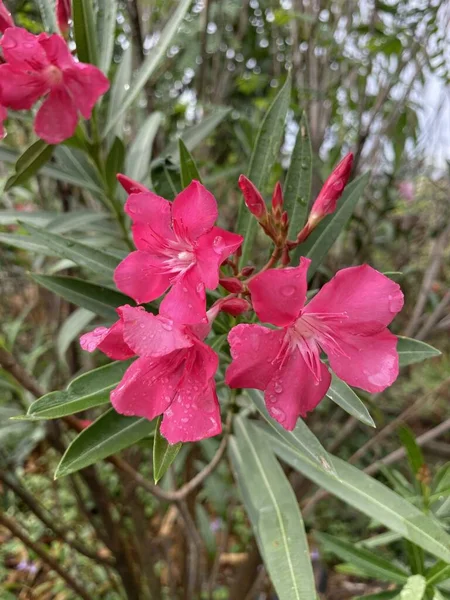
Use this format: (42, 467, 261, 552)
(397, 337, 441, 367)
(229, 418, 316, 600)
(248, 389, 335, 475)
(104, 0, 191, 135)
(57, 308, 95, 363)
(153, 416, 182, 483)
(326, 374, 375, 427)
(125, 112, 163, 186)
(399, 575, 426, 600)
(179, 139, 202, 187)
(293, 172, 369, 277)
(0, 210, 57, 227)
(265, 428, 450, 565)
(23, 225, 120, 278)
(5, 141, 54, 191)
(106, 137, 126, 193)
(73, 0, 99, 66)
(106, 47, 132, 144)
(55, 408, 155, 478)
(398, 426, 424, 475)
(27, 361, 132, 420)
(97, 0, 117, 73)
(237, 74, 291, 264)
(316, 532, 409, 584)
(31, 275, 132, 321)
(36, 0, 57, 32)
(45, 211, 110, 235)
(285, 113, 312, 238)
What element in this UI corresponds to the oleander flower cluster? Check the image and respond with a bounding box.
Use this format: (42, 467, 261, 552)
(81, 154, 404, 444)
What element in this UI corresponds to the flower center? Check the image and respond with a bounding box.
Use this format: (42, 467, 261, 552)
(44, 65, 63, 86)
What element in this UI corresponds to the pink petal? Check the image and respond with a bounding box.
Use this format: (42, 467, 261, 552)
(225, 324, 285, 390)
(161, 381, 221, 444)
(119, 305, 193, 358)
(0, 64, 48, 110)
(305, 265, 404, 332)
(265, 350, 331, 430)
(159, 268, 207, 325)
(0, 0, 14, 33)
(1, 28, 48, 69)
(34, 87, 78, 143)
(195, 226, 243, 289)
(63, 63, 110, 119)
(39, 33, 74, 70)
(172, 180, 218, 240)
(114, 251, 171, 304)
(0, 104, 6, 139)
(324, 329, 399, 394)
(248, 258, 311, 327)
(56, 0, 71, 34)
(111, 356, 179, 421)
(80, 319, 134, 360)
(117, 174, 149, 194)
(125, 192, 174, 249)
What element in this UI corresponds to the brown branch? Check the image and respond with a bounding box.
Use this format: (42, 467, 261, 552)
(415, 291, 450, 341)
(0, 511, 91, 600)
(0, 347, 44, 398)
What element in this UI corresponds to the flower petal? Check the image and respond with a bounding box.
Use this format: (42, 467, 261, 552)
(161, 381, 221, 444)
(125, 192, 174, 250)
(111, 356, 180, 421)
(172, 180, 218, 240)
(305, 265, 404, 333)
(120, 305, 193, 358)
(324, 329, 399, 394)
(114, 251, 171, 304)
(80, 319, 134, 360)
(159, 268, 207, 325)
(63, 63, 110, 119)
(0, 0, 14, 34)
(34, 87, 78, 143)
(265, 350, 331, 430)
(0, 64, 47, 110)
(38, 33, 74, 69)
(195, 226, 243, 289)
(117, 174, 149, 195)
(248, 258, 310, 327)
(1, 28, 48, 69)
(225, 324, 285, 390)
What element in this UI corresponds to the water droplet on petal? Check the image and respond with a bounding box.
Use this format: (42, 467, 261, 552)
(280, 285, 296, 297)
(270, 406, 286, 423)
(274, 381, 283, 394)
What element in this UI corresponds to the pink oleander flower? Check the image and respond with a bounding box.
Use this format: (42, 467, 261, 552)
(0, 0, 13, 33)
(0, 104, 6, 139)
(117, 173, 149, 195)
(226, 258, 404, 430)
(0, 28, 109, 144)
(114, 181, 244, 324)
(81, 305, 221, 444)
(56, 0, 71, 35)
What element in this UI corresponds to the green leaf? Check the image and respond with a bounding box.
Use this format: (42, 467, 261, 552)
(55, 146, 102, 192)
(125, 112, 163, 186)
(237, 74, 292, 264)
(5, 141, 54, 191)
(399, 575, 426, 600)
(434, 463, 450, 494)
(263, 427, 450, 565)
(36, 0, 57, 32)
(293, 172, 369, 277)
(425, 561, 450, 587)
(354, 593, 399, 600)
(45, 211, 110, 234)
(0, 210, 57, 227)
(397, 337, 441, 367)
(285, 113, 312, 237)
(153, 416, 182, 483)
(23, 224, 120, 278)
(31, 275, 131, 321)
(179, 138, 202, 187)
(104, 0, 191, 135)
(229, 418, 316, 600)
(97, 0, 117, 74)
(247, 389, 335, 475)
(106, 47, 132, 144)
(73, 0, 99, 66)
(106, 137, 126, 193)
(26, 361, 132, 420)
(326, 374, 375, 427)
(57, 308, 95, 363)
(55, 408, 155, 478)
(316, 532, 408, 584)
(398, 426, 424, 475)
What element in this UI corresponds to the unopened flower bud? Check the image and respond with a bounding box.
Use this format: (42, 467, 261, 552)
(117, 173, 149, 195)
(0, 0, 14, 33)
(56, 0, 71, 36)
(281, 211, 288, 228)
(271, 182, 283, 218)
(241, 266, 255, 277)
(219, 277, 244, 293)
(219, 297, 251, 316)
(238, 175, 267, 220)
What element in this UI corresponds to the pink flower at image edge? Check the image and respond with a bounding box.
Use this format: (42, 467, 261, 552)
(80, 306, 222, 445)
(0, 0, 13, 33)
(0, 27, 109, 144)
(226, 259, 404, 430)
(114, 180, 243, 324)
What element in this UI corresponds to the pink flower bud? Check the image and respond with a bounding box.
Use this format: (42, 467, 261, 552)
(309, 152, 353, 223)
(238, 174, 267, 219)
(271, 182, 283, 214)
(219, 277, 244, 293)
(56, 0, 71, 35)
(241, 266, 255, 277)
(0, 1, 14, 33)
(281, 211, 288, 227)
(117, 174, 149, 195)
(219, 297, 251, 316)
